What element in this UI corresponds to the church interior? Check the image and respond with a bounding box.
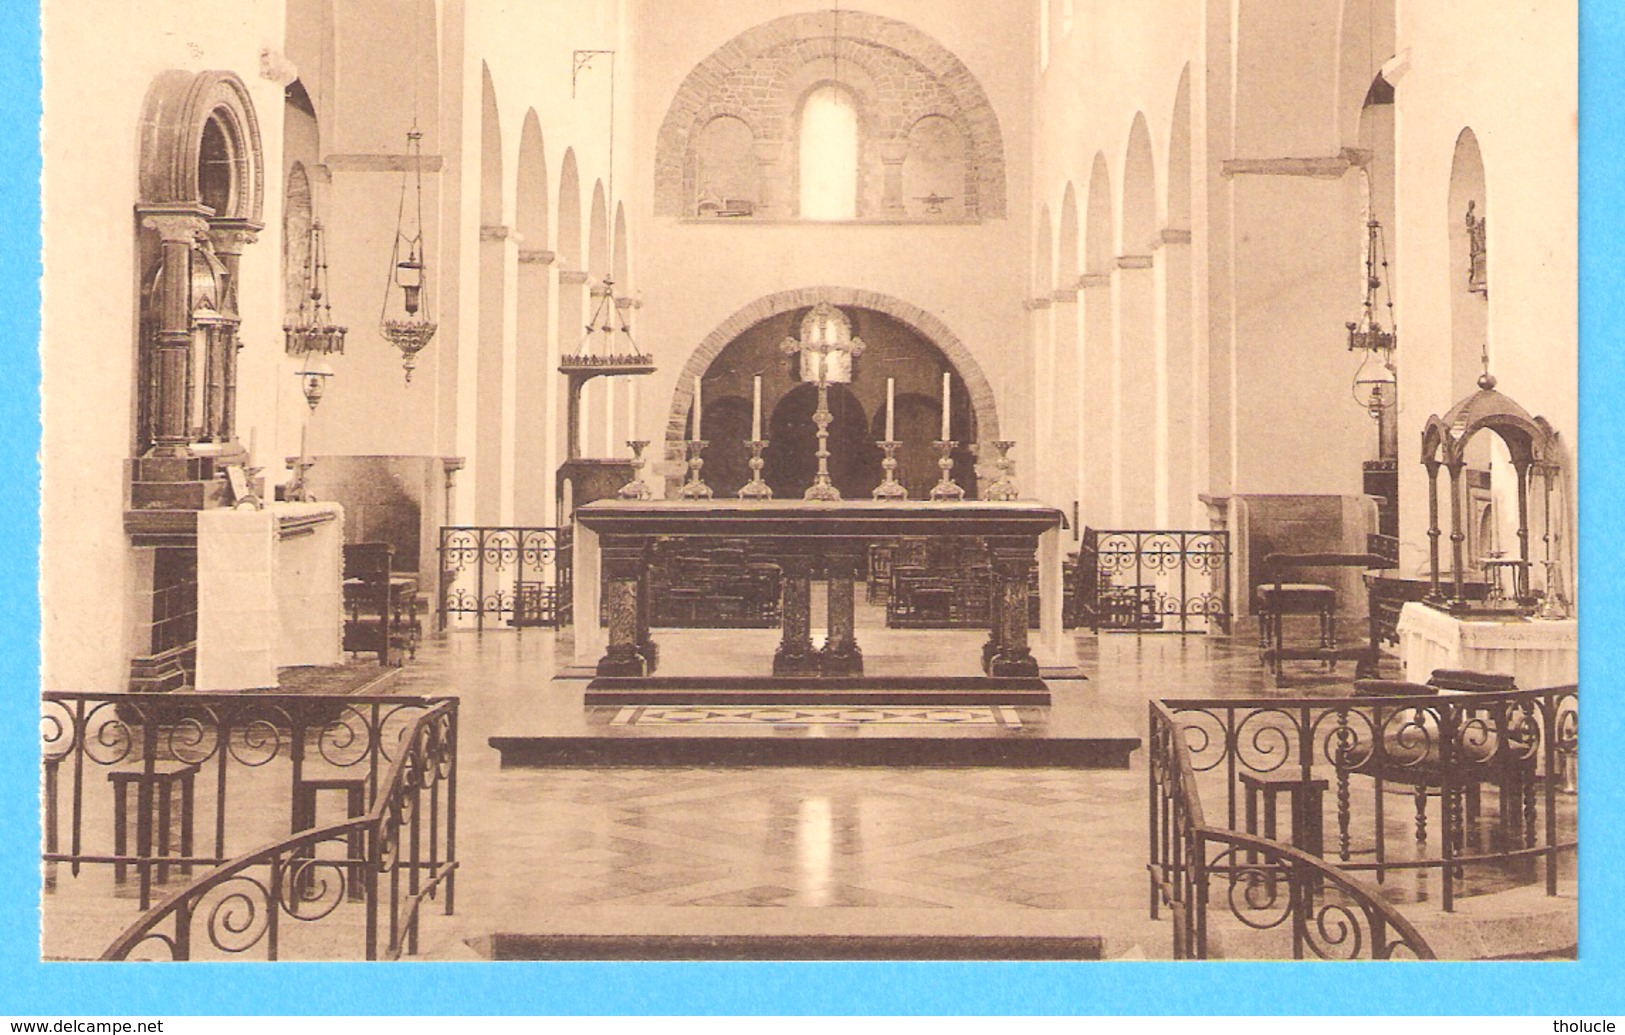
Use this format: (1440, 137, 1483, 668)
(38, 0, 1579, 963)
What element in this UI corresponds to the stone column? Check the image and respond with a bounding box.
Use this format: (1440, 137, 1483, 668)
(753, 140, 785, 217)
(636, 559, 659, 673)
(986, 535, 1041, 677)
(773, 547, 820, 676)
(820, 544, 864, 676)
(140, 211, 210, 455)
(597, 536, 650, 677)
(880, 140, 909, 217)
(207, 219, 260, 449)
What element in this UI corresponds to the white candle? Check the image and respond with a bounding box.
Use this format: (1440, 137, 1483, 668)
(940, 372, 951, 440)
(692, 375, 703, 439)
(885, 378, 895, 441)
(752, 375, 763, 441)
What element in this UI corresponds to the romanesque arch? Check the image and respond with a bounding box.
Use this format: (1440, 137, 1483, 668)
(654, 10, 1006, 220)
(665, 287, 1001, 465)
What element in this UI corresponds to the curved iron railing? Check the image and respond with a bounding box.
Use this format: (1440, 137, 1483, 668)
(1149, 707, 1432, 959)
(42, 691, 452, 911)
(99, 699, 458, 961)
(1150, 686, 1578, 958)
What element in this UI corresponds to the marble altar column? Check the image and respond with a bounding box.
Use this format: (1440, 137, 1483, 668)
(598, 536, 651, 677)
(774, 548, 820, 676)
(821, 546, 864, 676)
(986, 536, 1040, 677)
(636, 560, 658, 673)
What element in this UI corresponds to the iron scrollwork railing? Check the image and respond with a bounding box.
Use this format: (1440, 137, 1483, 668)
(1080, 529, 1231, 634)
(41, 692, 456, 915)
(1149, 686, 1578, 958)
(438, 526, 573, 630)
(99, 698, 458, 961)
(1148, 699, 1435, 960)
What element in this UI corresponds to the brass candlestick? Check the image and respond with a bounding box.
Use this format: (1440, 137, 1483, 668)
(739, 439, 773, 499)
(618, 440, 652, 500)
(929, 440, 965, 501)
(873, 440, 907, 500)
(804, 378, 841, 501)
(981, 440, 1018, 501)
(679, 439, 713, 499)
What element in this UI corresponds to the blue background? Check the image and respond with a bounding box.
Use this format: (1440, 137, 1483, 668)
(3, 1, 1619, 1015)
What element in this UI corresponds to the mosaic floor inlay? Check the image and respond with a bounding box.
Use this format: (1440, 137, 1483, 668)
(612, 705, 1023, 727)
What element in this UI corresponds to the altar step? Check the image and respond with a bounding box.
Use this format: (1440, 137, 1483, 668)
(471, 931, 1104, 961)
(582, 675, 1051, 706)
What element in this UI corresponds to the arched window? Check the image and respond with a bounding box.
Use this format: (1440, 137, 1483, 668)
(799, 85, 858, 220)
(692, 115, 757, 216)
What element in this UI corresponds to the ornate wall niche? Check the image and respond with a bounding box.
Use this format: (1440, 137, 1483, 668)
(134, 70, 265, 460)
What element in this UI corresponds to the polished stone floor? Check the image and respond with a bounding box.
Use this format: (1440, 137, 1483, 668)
(42, 607, 1577, 961)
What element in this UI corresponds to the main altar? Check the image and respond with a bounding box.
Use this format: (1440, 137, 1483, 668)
(572, 498, 1068, 679)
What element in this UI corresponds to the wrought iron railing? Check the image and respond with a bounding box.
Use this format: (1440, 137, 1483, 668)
(98, 697, 458, 961)
(41, 692, 456, 913)
(1149, 686, 1578, 958)
(1080, 529, 1231, 634)
(438, 526, 572, 630)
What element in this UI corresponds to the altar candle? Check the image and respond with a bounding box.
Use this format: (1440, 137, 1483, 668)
(940, 372, 951, 440)
(692, 375, 703, 439)
(885, 378, 896, 441)
(752, 375, 763, 441)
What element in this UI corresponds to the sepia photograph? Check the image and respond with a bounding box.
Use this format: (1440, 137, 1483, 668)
(34, 0, 1582, 983)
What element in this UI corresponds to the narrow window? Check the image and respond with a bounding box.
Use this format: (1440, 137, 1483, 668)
(799, 86, 858, 220)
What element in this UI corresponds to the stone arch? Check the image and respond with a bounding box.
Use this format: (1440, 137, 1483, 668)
(654, 9, 1005, 219)
(138, 70, 264, 220)
(665, 287, 1001, 463)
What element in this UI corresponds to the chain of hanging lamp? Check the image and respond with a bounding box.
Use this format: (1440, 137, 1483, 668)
(379, 2, 437, 383)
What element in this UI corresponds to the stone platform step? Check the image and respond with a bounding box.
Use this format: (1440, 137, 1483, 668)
(472, 931, 1105, 960)
(583, 675, 1052, 706)
(489, 723, 1140, 769)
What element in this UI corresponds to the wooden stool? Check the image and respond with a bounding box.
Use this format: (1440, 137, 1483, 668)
(293, 776, 369, 901)
(1256, 583, 1337, 680)
(1241, 770, 1329, 857)
(108, 761, 200, 885)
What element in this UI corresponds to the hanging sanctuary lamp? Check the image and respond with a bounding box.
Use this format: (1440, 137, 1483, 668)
(1347, 213, 1398, 421)
(380, 125, 437, 383)
(558, 48, 656, 467)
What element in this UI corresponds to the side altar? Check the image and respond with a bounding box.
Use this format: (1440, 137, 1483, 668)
(573, 499, 1067, 678)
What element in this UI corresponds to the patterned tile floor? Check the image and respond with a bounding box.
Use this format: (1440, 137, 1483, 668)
(42, 610, 1576, 960)
(611, 705, 1023, 727)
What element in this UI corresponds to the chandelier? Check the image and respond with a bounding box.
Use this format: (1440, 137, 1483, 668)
(379, 126, 437, 383)
(558, 275, 655, 376)
(285, 219, 346, 356)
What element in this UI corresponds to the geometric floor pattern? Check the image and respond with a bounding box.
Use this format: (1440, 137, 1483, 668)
(455, 765, 1149, 914)
(611, 705, 1023, 728)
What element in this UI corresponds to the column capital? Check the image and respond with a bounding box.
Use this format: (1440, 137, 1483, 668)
(1023, 295, 1052, 311)
(559, 268, 591, 286)
(518, 248, 556, 265)
(138, 208, 210, 243)
(208, 218, 263, 256)
(1115, 254, 1154, 270)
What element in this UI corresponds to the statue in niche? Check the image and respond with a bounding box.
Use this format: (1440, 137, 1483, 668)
(1465, 200, 1488, 297)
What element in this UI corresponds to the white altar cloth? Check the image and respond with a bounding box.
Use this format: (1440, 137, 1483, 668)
(1395, 601, 1577, 689)
(196, 501, 344, 690)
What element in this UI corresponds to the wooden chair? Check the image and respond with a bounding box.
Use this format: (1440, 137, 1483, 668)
(343, 542, 419, 665)
(1346, 672, 1536, 870)
(1257, 552, 1387, 685)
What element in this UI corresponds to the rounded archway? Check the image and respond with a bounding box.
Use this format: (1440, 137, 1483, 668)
(672, 290, 990, 498)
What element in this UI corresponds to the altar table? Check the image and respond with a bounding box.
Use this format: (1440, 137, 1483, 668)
(572, 499, 1067, 678)
(1395, 601, 1578, 689)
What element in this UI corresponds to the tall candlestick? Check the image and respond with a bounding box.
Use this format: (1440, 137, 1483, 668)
(941, 372, 951, 440)
(886, 378, 895, 442)
(692, 375, 702, 439)
(752, 375, 763, 441)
